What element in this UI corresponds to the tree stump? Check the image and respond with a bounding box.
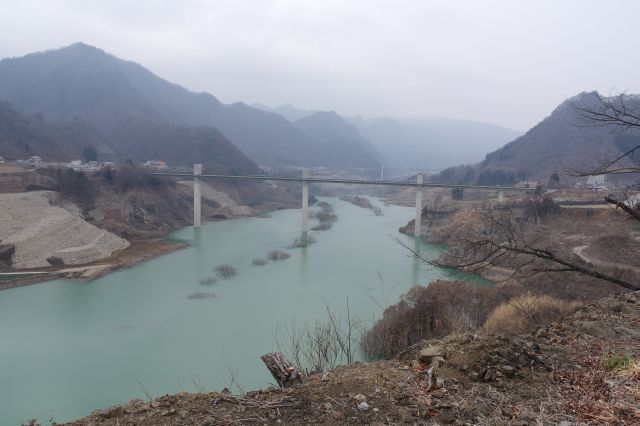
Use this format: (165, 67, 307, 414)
(260, 352, 304, 388)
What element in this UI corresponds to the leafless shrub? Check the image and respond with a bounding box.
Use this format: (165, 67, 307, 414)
(400, 202, 638, 291)
(311, 222, 332, 231)
(251, 258, 267, 266)
(288, 236, 316, 248)
(187, 372, 206, 393)
(361, 280, 518, 359)
(221, 347, 244, 394)
(215, 264, 237, 279)
(274, 300, 360, 374)
(198, 276, 218, 285)
(267, 250, 290, 261)
(311, 202, 338, 230)
(188, 292, 216, 300)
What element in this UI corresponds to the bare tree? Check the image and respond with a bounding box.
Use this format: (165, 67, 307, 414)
(570, 92, 640, 220)
(273, 300, 360, 375)
(571, 92, 640, 133)
(399, 201, 638, 291)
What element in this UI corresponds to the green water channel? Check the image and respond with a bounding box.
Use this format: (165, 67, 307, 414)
(0, 197, 484, 424)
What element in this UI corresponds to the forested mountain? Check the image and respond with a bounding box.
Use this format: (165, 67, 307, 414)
(436, 92, 640, 185)
(0, 101, 112, 161)
(0, 101, 260, 174)
(0, 43, 378, 169)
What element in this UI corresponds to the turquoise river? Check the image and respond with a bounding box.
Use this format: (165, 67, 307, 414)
(0, 197, 475, 425)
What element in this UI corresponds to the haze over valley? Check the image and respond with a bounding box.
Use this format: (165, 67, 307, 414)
(1, 2, 639, 425)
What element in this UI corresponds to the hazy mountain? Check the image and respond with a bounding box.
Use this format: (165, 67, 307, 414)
(0, 43, 378, 169)
(437, 92, 640, 185)
(0, 101, 261, 174)
(348, 116, 523, 173)
(252, 102, 316, 122)
(109, 114, 261, 174)
(0, 101, 112, 161)
(253, 102, 523, 173)
(293, 111, 381, 170)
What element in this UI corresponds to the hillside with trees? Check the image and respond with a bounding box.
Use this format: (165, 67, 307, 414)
(0, 43, 380, 169)
(435, 92, 640, 185)
(0, 101, 112, 161)
(0, 101, 261, 176)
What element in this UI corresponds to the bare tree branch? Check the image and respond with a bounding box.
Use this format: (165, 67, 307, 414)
(397, 202, 639, 291)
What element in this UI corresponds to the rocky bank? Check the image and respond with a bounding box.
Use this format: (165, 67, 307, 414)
(59, 291, 639, 425)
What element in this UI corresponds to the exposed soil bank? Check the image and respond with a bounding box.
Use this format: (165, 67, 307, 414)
(62, 291, 640, 425)
(0, 240, 186, 291)
(0, 170, 301, 288)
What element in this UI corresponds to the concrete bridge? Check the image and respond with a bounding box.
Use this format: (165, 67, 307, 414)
(151, 165, 536, 242)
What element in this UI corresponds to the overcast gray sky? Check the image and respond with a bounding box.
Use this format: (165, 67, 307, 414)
(0, 0, 638, 130)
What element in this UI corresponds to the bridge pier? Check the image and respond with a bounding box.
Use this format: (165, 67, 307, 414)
(498, 189, 504, 203)
(414, 173, 423, 237)
(193, 164, 202, 228)
(301, 169, 309, 243)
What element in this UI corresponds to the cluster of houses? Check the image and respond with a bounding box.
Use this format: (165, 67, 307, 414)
(143, 160, 168, 170)
(67, 160, 114, 171)
(7, 156, 170, 172)
(16, 155, 42, 168)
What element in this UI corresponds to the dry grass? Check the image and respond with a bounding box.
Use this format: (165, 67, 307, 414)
(619, 359, 640, 381)
(484, 293, 580, 335)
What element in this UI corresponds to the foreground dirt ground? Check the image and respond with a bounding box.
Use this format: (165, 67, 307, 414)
(61, 291, 640, 425)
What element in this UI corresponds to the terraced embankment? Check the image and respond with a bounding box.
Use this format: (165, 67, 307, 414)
(0, 191, 129, 269)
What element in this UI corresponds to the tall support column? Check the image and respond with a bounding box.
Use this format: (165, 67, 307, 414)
(301, 169, 309, 243)
(193, 164, 202, 228)
(498, 189, 504, 204)
(414, 173, 423, 237)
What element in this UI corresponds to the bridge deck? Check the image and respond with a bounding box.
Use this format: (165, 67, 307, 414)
(149, 173, 536, 191)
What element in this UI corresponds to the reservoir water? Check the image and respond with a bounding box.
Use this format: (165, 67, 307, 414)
(0, 197, 462, 425)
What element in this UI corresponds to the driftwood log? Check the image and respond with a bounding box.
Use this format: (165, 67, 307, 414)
(260, 352, 304, 388)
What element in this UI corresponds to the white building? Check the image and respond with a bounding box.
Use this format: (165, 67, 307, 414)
(586, 174, 606, 189)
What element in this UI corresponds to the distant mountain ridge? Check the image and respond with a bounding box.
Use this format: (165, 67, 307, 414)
(253, 102, 523, 173)
(436, 92, 640, 185)
(0, 43, 379, 170)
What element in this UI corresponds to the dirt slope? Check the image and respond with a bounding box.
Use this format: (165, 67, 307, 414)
(0, 191, 128, 268)
(63, 291, 639, 425)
